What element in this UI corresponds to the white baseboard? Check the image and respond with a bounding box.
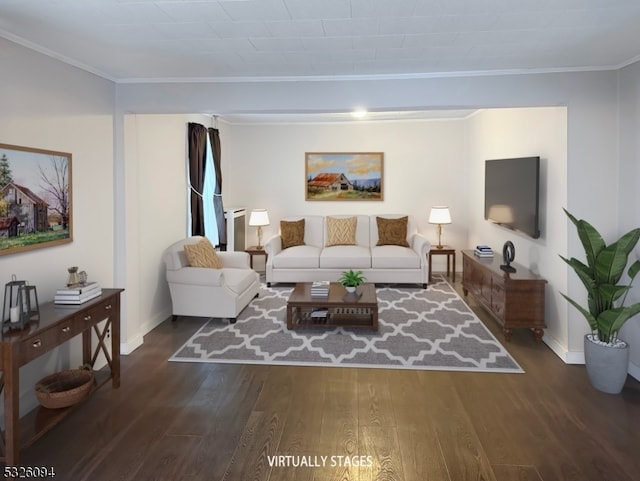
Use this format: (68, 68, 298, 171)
(121, 334, 144, 355)
(543, 334, 640, 380)
(543, 335, 585, 364)
(120, 311, 169, 355)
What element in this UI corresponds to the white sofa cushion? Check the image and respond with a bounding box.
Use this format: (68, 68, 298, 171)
(272, 245, 321, 268)
(320, 245, 372, 269)
(371, 245, 421, 269)
(223, 268, 260, 295)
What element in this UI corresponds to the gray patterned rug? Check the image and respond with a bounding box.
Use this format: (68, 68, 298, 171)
(169, 276, 523, 373)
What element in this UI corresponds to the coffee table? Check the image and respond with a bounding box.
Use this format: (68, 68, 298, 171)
(286, 282, 378, 330)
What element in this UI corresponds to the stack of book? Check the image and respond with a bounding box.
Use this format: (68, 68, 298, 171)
(310, 280, 330, 297)
(310, 309, 329, 322)
(474, 245, 494, 257)
(55, 281, 102, 305)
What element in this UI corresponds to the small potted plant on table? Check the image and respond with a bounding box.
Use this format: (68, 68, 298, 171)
(338, 269, 366, 293)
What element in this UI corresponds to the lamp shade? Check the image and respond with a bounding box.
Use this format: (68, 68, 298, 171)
(249, 209, 270, 227)
(428, 206, 451, 224)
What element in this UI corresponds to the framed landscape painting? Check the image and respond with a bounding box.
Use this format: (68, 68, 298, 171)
(0, 143, 72, 256)
(306, 152, 384, 201)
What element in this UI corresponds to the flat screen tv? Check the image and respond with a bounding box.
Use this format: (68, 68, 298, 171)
(484, 156, 540, 239)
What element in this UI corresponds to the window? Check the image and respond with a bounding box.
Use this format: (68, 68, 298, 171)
(202, 134, 219, 244)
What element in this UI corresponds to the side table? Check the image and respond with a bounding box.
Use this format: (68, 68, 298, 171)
(429, 246, 456, 283)
(245, 246, 268, 270)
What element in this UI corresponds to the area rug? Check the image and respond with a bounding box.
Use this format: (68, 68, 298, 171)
(169, 276, 523, 373)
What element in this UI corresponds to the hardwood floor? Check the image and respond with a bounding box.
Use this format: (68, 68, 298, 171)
(13, 277, 640, 481)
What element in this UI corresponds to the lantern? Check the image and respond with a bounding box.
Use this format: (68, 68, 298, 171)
(2, 275, 39, 329)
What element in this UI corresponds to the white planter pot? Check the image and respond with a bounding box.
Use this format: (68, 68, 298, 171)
(584, 334, 630, 394)
(345, 286, 357, 293)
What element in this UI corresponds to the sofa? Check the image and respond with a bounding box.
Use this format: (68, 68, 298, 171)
(264, 214, 431, 287)
(164, 236, 260, 322)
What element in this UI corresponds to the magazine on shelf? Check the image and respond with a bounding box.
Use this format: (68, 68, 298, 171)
(474, 248, 494, 257)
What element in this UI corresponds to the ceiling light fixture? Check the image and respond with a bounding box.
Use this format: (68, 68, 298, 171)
(351, 109, 368, 119)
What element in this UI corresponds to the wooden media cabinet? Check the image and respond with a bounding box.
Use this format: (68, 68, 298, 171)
(461, 250, 546, 342)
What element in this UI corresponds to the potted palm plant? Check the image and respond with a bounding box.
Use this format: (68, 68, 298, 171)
(560, 209, 640, 394)
(338, 269, 366, 293)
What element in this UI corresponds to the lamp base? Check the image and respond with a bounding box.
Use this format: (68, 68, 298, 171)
(436, 224, 444, 249)
(256, 226, 263, 251)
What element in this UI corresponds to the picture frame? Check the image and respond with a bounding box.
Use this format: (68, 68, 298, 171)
(305, 152, 384, 201)
(0, 143, 72, 256)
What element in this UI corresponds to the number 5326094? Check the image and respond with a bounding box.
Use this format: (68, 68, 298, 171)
(3, 466, 56, 478)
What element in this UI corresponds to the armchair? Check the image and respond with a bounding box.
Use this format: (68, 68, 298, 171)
(163, 236, 260, 323)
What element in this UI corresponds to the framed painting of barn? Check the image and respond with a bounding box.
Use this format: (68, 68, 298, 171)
(0, 143, 72, 256)
(305, 152, 384, 201)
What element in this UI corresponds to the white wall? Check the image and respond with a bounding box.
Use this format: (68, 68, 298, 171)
(618, 61, 640, 378)
(223, 119, 468, 263)
(121, 113, 220, 349)
(466, 107, 568, 353)
(0, 38, 115, 416)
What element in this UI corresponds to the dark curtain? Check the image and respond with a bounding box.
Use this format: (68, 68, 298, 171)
(187, 122, 207, 236)
(208, 127, 226, 246)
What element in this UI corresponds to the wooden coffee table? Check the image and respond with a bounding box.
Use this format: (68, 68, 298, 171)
(286, 282, 378, 330)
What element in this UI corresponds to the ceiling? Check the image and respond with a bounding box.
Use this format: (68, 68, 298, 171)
(1, 0, 640, 83)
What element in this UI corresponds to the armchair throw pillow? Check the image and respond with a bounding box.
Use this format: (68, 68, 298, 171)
(326, 216, 357, 246)
(376, 216, 410, 247)
(184, 238, 223, 269)
(281, 219, 305, 249)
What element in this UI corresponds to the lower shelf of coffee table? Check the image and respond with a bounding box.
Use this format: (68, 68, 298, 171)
(290, 307, 377, 329)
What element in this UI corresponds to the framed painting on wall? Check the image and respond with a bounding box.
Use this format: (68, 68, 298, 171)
(305, 152, 384, 201)
(0, 143, 72, 256)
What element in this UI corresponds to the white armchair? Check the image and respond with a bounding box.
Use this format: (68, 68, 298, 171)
(163, 236, 260, 323)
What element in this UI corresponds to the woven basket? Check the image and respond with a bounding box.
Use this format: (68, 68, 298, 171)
(35, 366, 94, 409)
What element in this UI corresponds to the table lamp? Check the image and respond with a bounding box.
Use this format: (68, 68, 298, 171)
(428, 206, 451, 249)
(249, 209, 270, 249)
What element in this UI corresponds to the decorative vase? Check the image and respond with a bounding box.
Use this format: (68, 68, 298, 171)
(584, 334, 629, 394)
(345, 286, 357, 293)
(67, 267, 80, 287)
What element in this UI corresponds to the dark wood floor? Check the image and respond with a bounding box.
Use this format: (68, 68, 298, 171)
(13, 277, 640, 481)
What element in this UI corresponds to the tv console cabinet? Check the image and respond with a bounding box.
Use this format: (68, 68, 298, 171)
(0, 288, 123, 467)
(461, 250, 546, 343)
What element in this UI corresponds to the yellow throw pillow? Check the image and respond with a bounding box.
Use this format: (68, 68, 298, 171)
(184, 238, 222, 268)
(281, 219, 305, 249)
(326, 216, 357, 246)
(376, 216, 410, 247)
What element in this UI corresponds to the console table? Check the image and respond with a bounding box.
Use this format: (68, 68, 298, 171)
(0, 288, 123, 467)
(461, 250, 546, 342)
